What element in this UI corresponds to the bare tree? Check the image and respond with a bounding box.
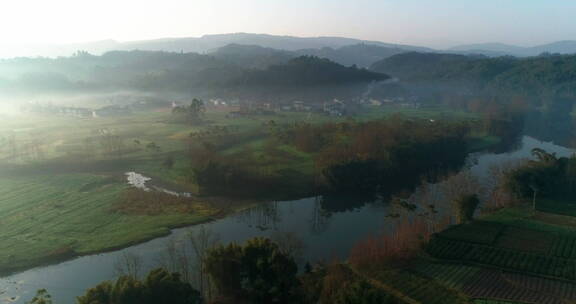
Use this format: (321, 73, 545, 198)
(482, 161, 523, 214)
(310, 196, 331, 234)
(113, 252, 143, 279)
(271, 231, 306, 263)
(439, 170, 483, 205)
(187, 225, 220, 300)
(155, 226, 220, 301)
(95, 128, 125, 157)
(159, 238, 181, 274)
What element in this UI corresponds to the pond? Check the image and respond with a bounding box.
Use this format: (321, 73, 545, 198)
(0, 136, 573, 304)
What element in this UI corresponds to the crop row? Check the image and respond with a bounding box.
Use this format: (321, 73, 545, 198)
(461, 268, 565, 304)
(549, 237, 576, 259)
(372, 269, 470, 304)
(439, 221, 505, 245)
(416, 262, 569, 304)
(413, 263, 480, 289)
(427, 237, 576, 281)
(503, 272, 576, 301)
(473, 300, 532, 304)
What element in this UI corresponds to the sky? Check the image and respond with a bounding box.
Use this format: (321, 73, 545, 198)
(0, 0, 575, 48)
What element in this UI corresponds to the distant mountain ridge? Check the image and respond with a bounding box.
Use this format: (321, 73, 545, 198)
(450, 40, 576, 57)
(209, 43, 421, 68)
(119, 33, 434, 53)
(4, 33, 576, 61)
(0, 33, 433, 58)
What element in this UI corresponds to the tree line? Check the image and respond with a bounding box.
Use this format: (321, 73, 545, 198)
(372, 52, 576, 105)
(0, 51, 388, 96)
(28, 236, 395, 304)
(188, 116, 474, 199)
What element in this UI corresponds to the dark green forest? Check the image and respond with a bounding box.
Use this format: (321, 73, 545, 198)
(372, 52, 576, 100)
(0, 51, 387, 97)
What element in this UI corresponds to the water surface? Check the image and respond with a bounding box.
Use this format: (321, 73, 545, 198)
(0, 136, 572, 304)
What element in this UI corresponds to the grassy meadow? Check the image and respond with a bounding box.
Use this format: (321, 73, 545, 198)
(0, 173, 220, 275)
(0, 104, 491, 274)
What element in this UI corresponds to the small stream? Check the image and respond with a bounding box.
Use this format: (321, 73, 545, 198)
(0, 136, 573, 304)
(126, 172, 192, 197)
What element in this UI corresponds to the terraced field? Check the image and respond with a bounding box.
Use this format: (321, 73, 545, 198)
(357, 267, 471, 304)
(0, 174, 216, 275)
(461, 269, 567, 304)
(419, 208, 576, 304)
(427, 234, 576, 280)
(473, 300, 532, 304)
(413, 262, 576, 304)
(413, 263, 481, 290)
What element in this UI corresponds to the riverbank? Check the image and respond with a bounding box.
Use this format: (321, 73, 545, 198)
(0, 108, 500, 278)
(0, 132, 504, 277)
(0, 173, 260, 277)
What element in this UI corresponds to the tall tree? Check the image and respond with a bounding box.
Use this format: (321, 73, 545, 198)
(204, 237, 300, 303)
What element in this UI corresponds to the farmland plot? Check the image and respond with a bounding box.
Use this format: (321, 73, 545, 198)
(503, 271, 576, 301)
(461, 269, 565, 304)
(426, 237, 576, 281)
(412, 263, 481, 290)
(367, 268, 471, 304)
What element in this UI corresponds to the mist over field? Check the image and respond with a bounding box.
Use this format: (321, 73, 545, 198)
(2, 1, 576, 304)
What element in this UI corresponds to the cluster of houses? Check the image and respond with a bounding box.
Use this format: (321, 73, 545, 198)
(204, 96, 420, 118)
(365, 97, 421, 108)
(232, 99, 348, 117)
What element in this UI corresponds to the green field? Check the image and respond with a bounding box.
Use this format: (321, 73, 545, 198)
(0, 105, 493, 274)
(426, 207, 576, 281)
(536, 198, 576, 217)
(0, 173, 220, 275)
(412, 204, 576, 303)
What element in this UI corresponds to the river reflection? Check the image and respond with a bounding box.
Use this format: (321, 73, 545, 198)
(0, 136, 573, 304)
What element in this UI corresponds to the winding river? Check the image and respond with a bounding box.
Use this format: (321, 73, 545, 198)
(0, 136, 573, 304)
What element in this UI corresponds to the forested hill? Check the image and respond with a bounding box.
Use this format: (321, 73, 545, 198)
(238, 56, 389, 86)
(371, 52, 576, 98)
(295, 44, 411, 68)
(0, 51, 389, 94)
(205, 43, 419, 69)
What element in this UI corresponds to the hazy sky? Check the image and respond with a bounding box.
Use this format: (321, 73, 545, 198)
(1, 0, 575, 48)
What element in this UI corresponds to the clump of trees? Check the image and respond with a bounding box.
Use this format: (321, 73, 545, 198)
(187, 127, 315, 198)
(506, 148, 576, 208)
(76, 268, 202, 304)
(172, 98, 206, 124)
(453, 194, 480, 224)
(187, 116, 472, 199)
(204, 237, 300, 303)
(372, 52, 576, 102)
(28, 236, 402, 303)
(295, 117, 471, 194)
(27, 289, 53, 304)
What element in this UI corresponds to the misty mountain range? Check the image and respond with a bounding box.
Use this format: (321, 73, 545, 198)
(0, 33, 431, 60)
(449, 41, 576, 57)
(4, 33, 576, 61)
